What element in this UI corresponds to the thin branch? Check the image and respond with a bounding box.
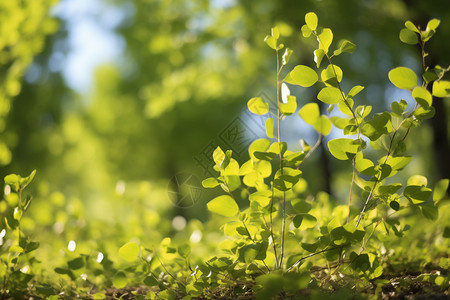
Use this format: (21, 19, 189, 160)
(287, 245, 345, 272)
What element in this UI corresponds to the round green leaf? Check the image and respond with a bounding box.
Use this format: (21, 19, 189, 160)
(113, 271, 127, 288)
(305, 12, 318, 30)
(247, 97, 269, 115)
(405, 21, 419, 33)
(399, 28, 418, 45)
(317, 87, 343, 104)
(432, 80, 450, 98)
(321, 64, 343, 87)
(313, 115, 332, 136)
(288, 65, 318, 87)
(388, 67, 417, 90)
(328, 138, 359, 160)
(207, 195, 239, 217)
(407, 175, 427, 187)
(318, 28, 333, 53)
(412, 86, 432, 108)
(202, 177, 220, 188)
(433, 179, 449, 202)
(314, 49, 325, 68)
(299, 103, 320, 125)
(266, 118, 274, 138)
(119, 242, 139, 262)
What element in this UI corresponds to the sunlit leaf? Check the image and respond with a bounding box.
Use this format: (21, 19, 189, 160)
(399, 28, 418, 45)
(317, 28, 333, 53)
(287, 65, 318, 87)
(432, 80, 450, 98)
(119, 242, 139, 262)
(328, 138, 360, 160)
(388, 67, 417, 90)
(266, 118, 274, 138)
(207, 195, 239, 217)
(321, 64, 343, 87)
(433, 179, 449, 202)
(113, 271, 127, 288)
(333, 40, 356, 56)
(313, 115, 332, 135)
(314, 49, 325, 68)
(280, 95, 297, 115)
(412, 86, 432, 108)
(299, 103, 320, 125)
(317, 87, 343, 104)
(305, 12, 318, 30)
(202, 177, 220, 188)
(404, 185, 432, 204)
(248, 97, 269, 115)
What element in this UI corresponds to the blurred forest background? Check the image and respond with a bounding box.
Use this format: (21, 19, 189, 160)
(1, 0, 449, 257)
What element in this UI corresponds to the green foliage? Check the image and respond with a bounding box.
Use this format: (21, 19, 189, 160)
(0, 0, 59, 166)
(1, 5, 449, 299)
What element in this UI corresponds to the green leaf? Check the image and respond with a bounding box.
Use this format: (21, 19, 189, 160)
(333, 40, 356, 56)
(314, 49, 325, 68)
(305, 12, 318, 30)
(68, 257, 84, 270)
(119, 242, 139, 262)
(348, 85, 364, 98)
(249, 139, 271, 160)
(432, 80, 450, 98)
(426, 19, 440, 31)
(388, 67, 417, 90)
(313, 115, 332, 136)
(390, 201, 400, 211)
(318, 28, 333, 53)
(238, 241, 268, 262)
(255, 273, 283, 300)
(355, 153, 376, 176)
(299, 103, 320, 125)
(144, 276, 158, 287)
(404, 185, 432, 204)
(379, 183, 402, 195)
(113, 271, 127, 288)
(213, 146, 225, 167)
(253, 151, 276, 161)
(382, 156, 412, 171)
(5, 174, 20, 192)
(321, 64, 343, 87)
(407, 175, 427, 186)
(264, 35, 277, 50)
(301, 24, 312, 38)
(292, 214, 317, 229)
(249, 190, 272, 207)
(271, 27, 280, 39)
(405, 21, 419, 33)
(328, 138, 360, 160)
(421, 204, 438, 221)
(178, 244, 191, 258)
(362, 112, 392, 141)
(391, 99, 408, 116)
(287, 65, 318, 87)
(433, 179, 449, 202)
(223, 175, 241, 192)
(248, 97, 269, 115)
(92, 293, 106, 300)
(207, 195, 239, 217)
(317, 87, 343, 104)
(280, 95, 297, 115)
(202, 177, 220, 188)
(412, 86, 432, 108)
(266, 118, 274, 138)
(399, 28, 418, 45)
(282, 48, 293, 65)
